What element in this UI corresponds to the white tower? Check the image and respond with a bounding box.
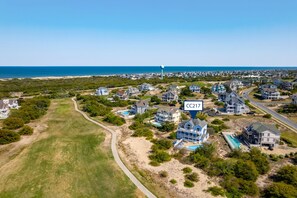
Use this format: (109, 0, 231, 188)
(160, 65, 165, 79)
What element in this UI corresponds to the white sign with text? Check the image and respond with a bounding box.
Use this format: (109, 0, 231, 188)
(184, 100, 203, 111)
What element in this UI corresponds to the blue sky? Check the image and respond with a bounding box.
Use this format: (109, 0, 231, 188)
(0, 0, 297, 66)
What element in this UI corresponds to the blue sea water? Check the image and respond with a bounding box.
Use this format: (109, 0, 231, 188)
(0, 66, 295, 79)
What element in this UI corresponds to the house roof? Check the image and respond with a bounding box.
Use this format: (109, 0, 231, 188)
(250, 122, 280, 135)
(135, 100, 149, 107)
(262, 88, 279, 93)
(163, 91, 177, 97)
(157, 107, 179, 114)
(180, 118, 207, 128)
(0, 99, 18, 109)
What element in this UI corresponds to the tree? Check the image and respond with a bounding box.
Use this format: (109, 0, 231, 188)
(150, 95, 161, 104)
(3, 117, 24, 130)
(249, 147, 270, 174)
(159, 122, 175, 132)
(193, 143, 216, 159)
(180, 86, 194, 97)
(234, 160, 259, 181)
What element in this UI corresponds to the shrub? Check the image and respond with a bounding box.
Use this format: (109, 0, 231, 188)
(159, 171, 168, 178)
(196, 112, 207, 120)
(184, 180, 194, 188)
(207, 159, 235, 177)
(222, 118, 230, 121)
(263, 114, 272, 118)
(211, 119, 224, 125)
(3, 117, 24, 130)
(168, 132, 177, 139)
(249, 147, 270, 174)
(170, 179, 177, 184)
(274, 165, 297, 187)
(263, 182, 297, 198)
(185, 172, 199, 182)
(151, 139, 172, 151)
(0, 129, 21, 145)
(182, 167, 192, 174)
(159, 122, 176, 132)
(149, 150, 171, 163)
(83, 101, 111, 117)
(132, 128, 153, 140)
(19, 125, 33, 135)
(221, 176, 259, 197)
(234, 160, 259, 181)
(103, 113, 125, 126)
(192, 143, 216, 159)
(206, 186, 225, 197)
(149, 161, 160, 166)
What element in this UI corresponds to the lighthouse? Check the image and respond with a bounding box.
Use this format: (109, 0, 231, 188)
(160, 65, 165, 80)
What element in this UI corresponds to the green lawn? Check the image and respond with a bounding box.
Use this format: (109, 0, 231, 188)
(281, 131, 297, 148)
(0, 99, 137, 198)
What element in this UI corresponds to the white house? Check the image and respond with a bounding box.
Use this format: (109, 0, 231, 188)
(162, 91, 179, 103)
(168, 84, 180, 93)
(95, 87, 109, 96)
(0, 99, 19, 119)
(261, 88, 280, 100)
(155, 107, 181, 124)
(176, 119, 209, 143)
(224, 92, 250, 114)
(292, 94, 297, 105)
(224, 80, 244, 92)
(131, 100, 149, 114)
(126, 86, 140, 97)
(243, 122, 280, 148)
(115, 90, 129, 100)
(189, 85, 200, 93)
(139, 83, 155, 91)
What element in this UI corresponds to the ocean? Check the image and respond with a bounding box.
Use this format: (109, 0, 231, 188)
(0, 66, 295, 79)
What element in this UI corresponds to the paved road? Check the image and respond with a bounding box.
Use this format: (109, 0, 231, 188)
(242, 88, 297, 132)
(72, 98, 156, 198)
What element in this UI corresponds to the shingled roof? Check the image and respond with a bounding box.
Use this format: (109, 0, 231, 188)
(250, 122, 280, 135)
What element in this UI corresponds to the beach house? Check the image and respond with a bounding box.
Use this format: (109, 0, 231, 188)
(212, 83, 226, 94)
(115, 90, 129, 100)
(162, 91, 179, 103)
(224, 92, 250, 114)
(131, 100, 149, 114)
(126, 86, 140, 97)
(189, 84, 201, 93)
(168, 84, 180, 93)
(139, 83, 155, 91)
(261, 88, 280, 100)
(155, 107, 180, 123)
(95, 87, 109, 96)
(0, 99, 20, 119)
(224, 80, 244, 92)
(243, 122, 280, 148)
(176, 119, 209, 143)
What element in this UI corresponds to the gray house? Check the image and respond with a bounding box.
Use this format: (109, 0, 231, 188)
(139, 83, 155, 91)
(224, 80, 244, 92)
(176, 119, 209, 143)
(95, 87, 109, 96)
(292, 94, 297, 105)
(243, 122, 281, 148)
(131, 100, 149, 114)
(162, 91, 178, 103)
(126, 86, 140, 97)
(0, 99, 19, 119)
(224, 92, 250, 114)
(261, 88, 280, 100)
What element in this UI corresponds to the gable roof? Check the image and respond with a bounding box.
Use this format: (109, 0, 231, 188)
(250, 122, 280, 135)
(135, 100, 149, 107)
(180, 118, 207, 128)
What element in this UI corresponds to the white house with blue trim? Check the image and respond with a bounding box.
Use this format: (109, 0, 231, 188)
(95, 87, 109, 96)
(177, 119, 209, 143)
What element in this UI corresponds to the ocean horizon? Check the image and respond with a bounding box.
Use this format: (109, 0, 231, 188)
(0, 66, 296, 79)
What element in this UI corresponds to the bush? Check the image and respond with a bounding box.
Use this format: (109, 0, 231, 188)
(221, 176, 259, 197)
(206, 186, 225, 197)
(207, 159, 235, 177)
(211, 119, 224, 125)
(196, 112, 207, 120)
(103, 113, 125, 126)
(191, 143, 216, 159)
(274, 165, 297, 187)
(185, 172, 199, 182)
(0, 129, 21, 145)
(263, 114, 272, 119)
(159, 122, 176, 132)
(182, 167, 192, 174)
(184, 180, 194, 188)
(149, 150, 171, 163)
(159, 171, 168, 178)
(263, 182, 297, 198)
(83, 101, 111, 117)
(170, 179, 177, 184)
(151, 139, 172, 151)
(150, 95, 161, 104)
(234, 160, 259, 181)
(214, 101, 224, 107)
(19, 125, 33, 135)
(3, 117, 24, 130)
(222, 118, 230, 121)
(149, 161, 160, 166)
(132, 128, 153, 140)
(168, 131, 177, 139)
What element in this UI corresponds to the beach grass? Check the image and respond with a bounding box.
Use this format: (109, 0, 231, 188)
(0, 99, 137, 198)
(281, 130, 297, 148)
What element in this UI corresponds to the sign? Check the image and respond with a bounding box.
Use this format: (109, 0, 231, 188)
(184, 100, 203, 119)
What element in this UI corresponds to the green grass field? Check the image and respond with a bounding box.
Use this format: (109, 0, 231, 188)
(281, 130, 297, 148)
(0, 99, 137, 198)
